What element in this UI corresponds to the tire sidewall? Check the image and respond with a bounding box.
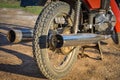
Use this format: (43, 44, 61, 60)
(33, 1, 77, 79)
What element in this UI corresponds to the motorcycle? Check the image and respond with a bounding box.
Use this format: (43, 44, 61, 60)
(7, 0, 120, 79)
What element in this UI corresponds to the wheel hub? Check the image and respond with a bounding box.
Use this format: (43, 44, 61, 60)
(49, 27, 74, 55)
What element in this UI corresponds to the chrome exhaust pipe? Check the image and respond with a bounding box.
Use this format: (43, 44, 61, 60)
(7, 29, 33, 43)
(50, 33, 109, 48)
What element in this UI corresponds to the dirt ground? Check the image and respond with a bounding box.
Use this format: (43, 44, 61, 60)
(0, 8, 120, 80)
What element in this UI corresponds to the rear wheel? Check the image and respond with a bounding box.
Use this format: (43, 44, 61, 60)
(33, 1, 78, 79)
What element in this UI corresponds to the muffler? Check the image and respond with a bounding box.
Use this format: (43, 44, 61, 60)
(49, 33, 109, 48)
(7, 29, 33, 43)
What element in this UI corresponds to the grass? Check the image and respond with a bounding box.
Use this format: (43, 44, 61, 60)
(0, 1, 43, 15)
(23, 6, 42, 15)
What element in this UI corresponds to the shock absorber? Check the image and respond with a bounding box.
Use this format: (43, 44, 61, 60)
(73, 0, 81, 34)
(101, 0, 110, 10)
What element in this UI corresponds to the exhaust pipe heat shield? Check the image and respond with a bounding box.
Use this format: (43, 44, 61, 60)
(7, 29, 33, 43)
(50, 33, 108, 48)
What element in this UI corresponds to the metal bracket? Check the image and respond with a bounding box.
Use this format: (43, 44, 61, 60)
(78, 41, 103, 60)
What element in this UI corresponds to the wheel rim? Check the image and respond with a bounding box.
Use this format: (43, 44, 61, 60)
(45, 12, 75, 70)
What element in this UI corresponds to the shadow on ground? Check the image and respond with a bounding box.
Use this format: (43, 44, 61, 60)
(0, 47, 46, 79)
(0, 23, 46, 79)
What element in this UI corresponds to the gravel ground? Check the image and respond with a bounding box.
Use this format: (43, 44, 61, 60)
(0, 8, 120, 80)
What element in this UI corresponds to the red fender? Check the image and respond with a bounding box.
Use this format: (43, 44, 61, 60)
(110, 0, 120, 33)
(84, 0, 101, 10)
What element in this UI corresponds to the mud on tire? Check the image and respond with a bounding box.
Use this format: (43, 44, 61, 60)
(33, 1, 78, 80)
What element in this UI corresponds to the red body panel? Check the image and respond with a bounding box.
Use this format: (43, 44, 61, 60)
(110, 0, 120, 32)
(84, 0, 101, 10)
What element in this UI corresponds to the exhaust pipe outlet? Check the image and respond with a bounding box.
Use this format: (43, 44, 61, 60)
(50, 33, 109, 48)
(7, 29, 33, 43)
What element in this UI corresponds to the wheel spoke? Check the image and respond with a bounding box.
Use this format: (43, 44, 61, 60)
(33, 1, 77, 79)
